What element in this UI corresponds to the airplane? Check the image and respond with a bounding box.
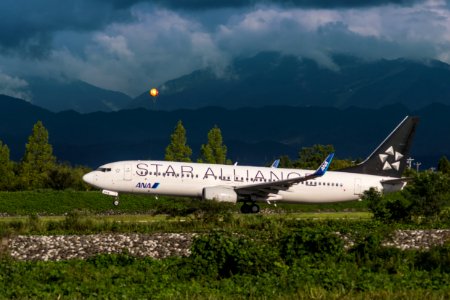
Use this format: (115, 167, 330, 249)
(82, 116, 419, 214)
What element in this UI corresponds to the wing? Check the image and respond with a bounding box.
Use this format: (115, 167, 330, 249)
(234, 153, 334, 198)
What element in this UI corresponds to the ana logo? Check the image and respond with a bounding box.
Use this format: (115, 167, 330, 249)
(379, 146, 403, 171)
(136, 182, 160, 189)
(320, 160, 329, 172)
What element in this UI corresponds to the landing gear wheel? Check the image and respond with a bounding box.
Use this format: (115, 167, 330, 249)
(240, 203, 251, 214)
(240, 203, 260, 214)
(113, 198, 120, 206)
(250, 204, 260, 213)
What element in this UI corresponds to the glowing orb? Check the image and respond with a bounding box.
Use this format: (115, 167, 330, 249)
(149, 88, 159, 97)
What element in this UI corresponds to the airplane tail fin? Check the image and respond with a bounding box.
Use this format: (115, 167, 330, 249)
(339, 116, 419, 178)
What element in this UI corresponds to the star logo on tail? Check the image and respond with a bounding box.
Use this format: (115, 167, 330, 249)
(379, 146, 403, 171)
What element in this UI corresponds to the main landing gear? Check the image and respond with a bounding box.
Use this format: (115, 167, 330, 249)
(113, 197, 120, 206)
(240, 202, 260, 214)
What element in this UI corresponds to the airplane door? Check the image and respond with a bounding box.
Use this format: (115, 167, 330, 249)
(124, 164, 132, 181)
(354, 178, 362, 195)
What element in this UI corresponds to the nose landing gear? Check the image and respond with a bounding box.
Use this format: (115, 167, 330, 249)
(101, 190, 120, 206)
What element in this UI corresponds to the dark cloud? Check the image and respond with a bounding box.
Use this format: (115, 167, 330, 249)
(0, 0, 448, 98)
(0, 0, 423, 58)
(0, 0, 134, 57)
(153, 0, 420, 10)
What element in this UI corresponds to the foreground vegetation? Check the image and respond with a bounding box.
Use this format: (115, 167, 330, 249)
(0, 188, 450, 298)
(1, 217, 450, 299)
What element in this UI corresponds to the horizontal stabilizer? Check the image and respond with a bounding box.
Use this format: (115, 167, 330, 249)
(381, 177, 413, 185)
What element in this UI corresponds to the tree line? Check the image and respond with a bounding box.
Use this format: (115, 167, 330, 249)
(1, 119, 450, 194)
(0, 121, 89, 191)
(164, 120, 231, 164)
(164, 120, 356, 169)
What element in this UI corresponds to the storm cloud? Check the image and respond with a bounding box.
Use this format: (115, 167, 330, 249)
(0, 0, 449, 97)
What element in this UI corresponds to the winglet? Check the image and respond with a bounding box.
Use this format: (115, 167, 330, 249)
(313, 153, 334, 177)
(271, 159, 280, 168)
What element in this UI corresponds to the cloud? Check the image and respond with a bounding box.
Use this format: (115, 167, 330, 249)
(0, 0, 449, 97)
(215, 1, 450, 68)
(0, 0, 424, 58)
(0, 0, 136, 57)
(20, 7, 230, 96)
(0, 71, 31, 101)
(153, 0, 421, 10)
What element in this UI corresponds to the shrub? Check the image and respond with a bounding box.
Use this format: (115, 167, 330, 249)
(189, 231, 283, 278)
(365, 188, 413, 222)
(278, 228, 345, 265)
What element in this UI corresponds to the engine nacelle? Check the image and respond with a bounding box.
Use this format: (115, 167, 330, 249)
(202, 186, 238, 203)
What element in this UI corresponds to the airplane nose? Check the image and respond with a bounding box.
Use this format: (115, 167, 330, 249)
(82, 172, 95, 185)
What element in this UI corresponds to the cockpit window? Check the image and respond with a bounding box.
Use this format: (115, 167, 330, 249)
(97, 167, 112, 172)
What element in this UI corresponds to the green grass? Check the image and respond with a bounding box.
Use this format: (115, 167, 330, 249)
(0, 211, 371, 224)
(0, 190, 368, 216)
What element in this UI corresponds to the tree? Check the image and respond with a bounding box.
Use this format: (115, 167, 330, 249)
(198, 125, 228, 164)
(278, 155, 294, 168)
(0, 140, 15, 190)
(164, 120, 192, 162)
(364, 188, 412, 222)
(47, 164, 92, 190)
(403, 171, 450, 218)
(437, 156, 450, 175)
(295, 144, 335, 169)
(19, 121, 56, 189)
(366, 171, 450, 223)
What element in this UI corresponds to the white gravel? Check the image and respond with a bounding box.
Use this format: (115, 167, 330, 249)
(5, 230, 450, 261)
(8, 233, 195, 261)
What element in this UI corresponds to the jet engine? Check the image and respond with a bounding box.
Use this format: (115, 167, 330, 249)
(202, 186, 238, 203)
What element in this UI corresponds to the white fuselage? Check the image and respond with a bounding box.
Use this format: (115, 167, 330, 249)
(83, 160, 404, 203)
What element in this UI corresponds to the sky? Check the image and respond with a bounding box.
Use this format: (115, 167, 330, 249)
(0, 0, 450, 99)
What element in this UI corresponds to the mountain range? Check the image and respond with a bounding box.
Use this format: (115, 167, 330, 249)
(19, 52, 450, 114)
(131, 52, 450, 111)
(0, 94, 448, 169)
(26, 78, 132, 113)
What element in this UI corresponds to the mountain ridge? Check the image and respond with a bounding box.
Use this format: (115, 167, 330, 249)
(26, 78, 132, 113)
(130, 52, 450, 111)
(8, 52, 450, 114)
(0, 94, 447, 169)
